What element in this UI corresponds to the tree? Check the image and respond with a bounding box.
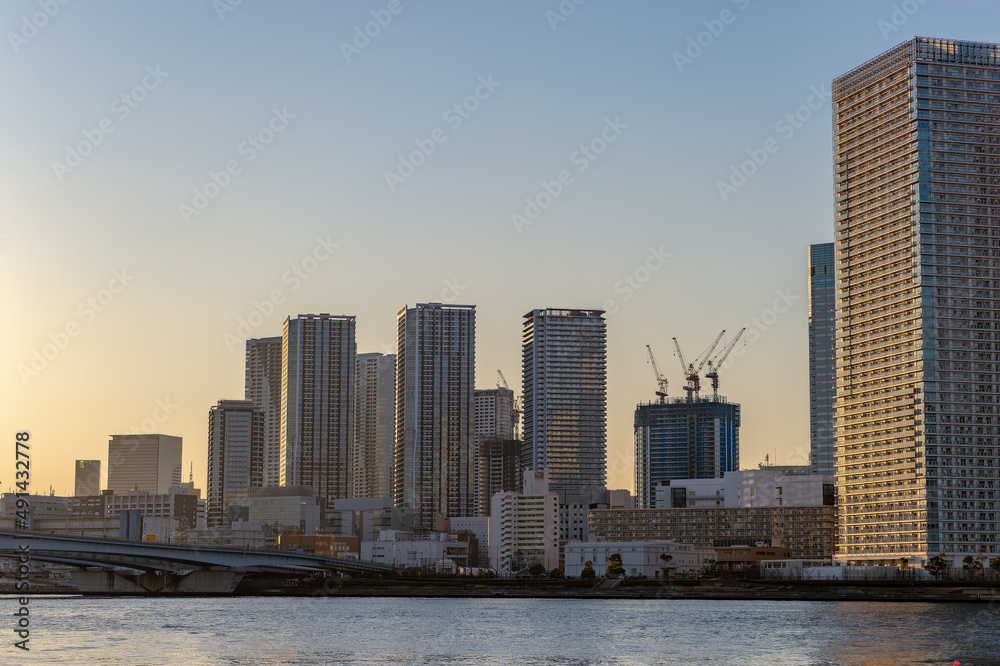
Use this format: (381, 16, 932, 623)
(963, 552, 985, 579)
(606, 553, 626, 578)
(990, 557, 1000, 572)
(700, 559, 720, 579)
(926, 553, 949, 580)
(898, 557, 908, 570)
(581, 560, 596, 579)
(549, 567, 565, 579)
(528, 562, 546, 577)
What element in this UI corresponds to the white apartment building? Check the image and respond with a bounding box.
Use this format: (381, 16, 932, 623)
(489, 469, 559, 572)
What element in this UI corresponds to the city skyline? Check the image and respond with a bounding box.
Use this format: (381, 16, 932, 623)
(4, 2, 999, 499)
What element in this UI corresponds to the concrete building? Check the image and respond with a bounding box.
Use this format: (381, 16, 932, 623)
(634, 397, 740, 509)
(715, 545, 795, 571)
(447, 516, 490, 566)
(207, 399, 265, 527)
(328, 497, 413, 542)
(522, 308, 607, 492)
(102, 486, 200, 529)
(589, 506, 837, 561)
(833, 37, 1000, 565)
(245, 336, 283, 487)
(475, 387, 516, 441)
(476, 438, 522, 516)
(394, 303, 476, 531)
(361, 530, 472, 572)
(186, 520, 267, 548)
(557, 487, 632, 544)
(74, 460, 101, 497)
(279, 533, 359, 559)
(227, 486, 325, 535)
(564, 541, 715, 579)
(807, 243, 836, 476)
(107, 434, 182, 495)
(281, 314, 356, 509)
(354, 352, 396, 499)
(655, 466, 836, 509)
(489, 470, 559, 573)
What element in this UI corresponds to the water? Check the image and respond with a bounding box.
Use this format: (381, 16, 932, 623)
(11, 596, 1000, 664)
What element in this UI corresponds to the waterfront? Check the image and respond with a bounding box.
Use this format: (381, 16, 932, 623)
(13, 597, 1000, 664)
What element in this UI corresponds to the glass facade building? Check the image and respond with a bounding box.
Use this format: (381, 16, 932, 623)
(634, 397, 740, 509)
(808, 242, 836, 475)
(834, 38, 1000, 565)
(207, 399, 265, 527)
(522, 308, 607, 493)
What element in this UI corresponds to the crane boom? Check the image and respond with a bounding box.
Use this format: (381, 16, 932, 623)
(694, 330, 726, 375)
(705, 327, 747, 397)
(646, 345, 669, 402)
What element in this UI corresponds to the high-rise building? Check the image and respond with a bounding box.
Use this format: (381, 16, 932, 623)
(245, 336, 283, 487)
(394, 303, 476, 531)
(522, 308, 607, 492)
(474, 388, 516, 441)
(207, 399, 265, 527)
(354, 352, 396, 499)
(74, 460, 101, 497)
(107, 434, 182, 495)
(808, 243, 836, 476)
(476, 438, 522, 516)
(634, 397, 740, 509)
(833, 37, 1000, 566)
(280, 314, 356, 510)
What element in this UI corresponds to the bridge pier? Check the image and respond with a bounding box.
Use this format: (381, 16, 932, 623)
(71, 569, 245, 595)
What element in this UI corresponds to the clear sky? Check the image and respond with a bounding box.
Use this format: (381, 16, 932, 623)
(2, 0, 997, 496)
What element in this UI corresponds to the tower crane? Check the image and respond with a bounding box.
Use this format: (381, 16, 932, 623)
(704, 327, 747, 398)
(645, 345, 669, 403)
(672, 330, 725, 396)
(496, 369, 522, 440)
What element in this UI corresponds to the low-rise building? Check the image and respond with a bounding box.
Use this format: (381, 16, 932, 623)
(655, 465, 836, 509)
(279, 533, 360, 559)
(589, 505, 836, 560)
(185, 520, 266, 548)
(564, 541, 714, 579)
(714, 545, 794, 570)
(227, 486, 325, 535)
(360, 530, 472, 573)
(328, 497, 413, 541)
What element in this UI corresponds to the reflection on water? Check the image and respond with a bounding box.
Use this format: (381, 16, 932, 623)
(17, 596, 1000, 665)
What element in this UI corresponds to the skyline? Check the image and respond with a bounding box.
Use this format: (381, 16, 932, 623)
(4, 1, 1000, 497)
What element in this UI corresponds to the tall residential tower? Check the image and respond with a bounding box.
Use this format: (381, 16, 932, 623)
(834, 38, 1000, 566)
(394, 303, 476, 531)
(245, 336, 283, 487)
(354, 352, 396, 499)
(522, 308, 607, 492)
(207, 399, 265, 527)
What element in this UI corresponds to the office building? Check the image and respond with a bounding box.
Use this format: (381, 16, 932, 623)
(227, 486, 326, 535)
(489, 469, 559, 572)
(834, 38, 1000, 565)
(522, 308, 607, 492)
(281, 314, 356, 509)
(808, 242, 836, 475)
(634, 397, 740, 509)
(245, 336, 283, 487)
(107, 434, 182, 495)
(354, 352, 396, 499)
(654, 465, 835, 509)
(207, 399, 265, 527)
(74, 460, 101, 497)
(394, 303, 476, 531)
(328, 497, 413, 541)
(361, 530, 474, 573)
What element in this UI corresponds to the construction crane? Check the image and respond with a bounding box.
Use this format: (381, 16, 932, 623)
(645, 345, 669, 403)
(496, 369, 523, 440)
(672, 330, 725, 395)
(704, 327, 747, 398)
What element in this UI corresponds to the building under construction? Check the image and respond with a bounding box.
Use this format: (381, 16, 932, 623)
(634, 396, 740, 509)
(637, 331, 744, 509)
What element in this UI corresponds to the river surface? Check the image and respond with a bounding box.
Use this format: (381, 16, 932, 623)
(8, 596, 1000, 664)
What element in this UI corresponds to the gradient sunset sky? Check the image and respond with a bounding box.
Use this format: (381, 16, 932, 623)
(2, 0, 997, 495)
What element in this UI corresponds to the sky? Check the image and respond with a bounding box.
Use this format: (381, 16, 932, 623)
(2, 0, 998, 496)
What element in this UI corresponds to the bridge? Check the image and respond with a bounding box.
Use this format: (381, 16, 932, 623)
(0, 531, 394, 594)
